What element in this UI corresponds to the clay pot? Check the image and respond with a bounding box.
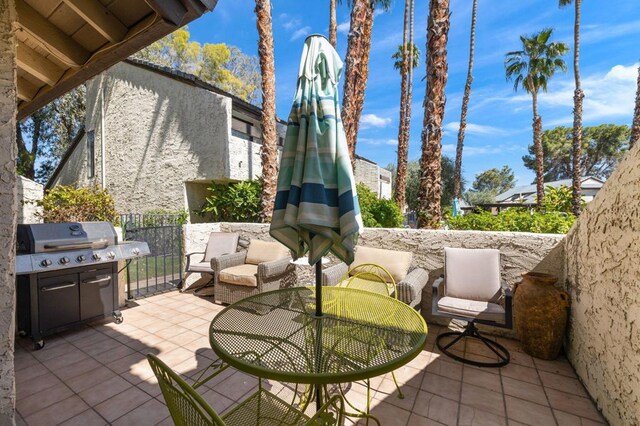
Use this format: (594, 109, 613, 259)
(514, 272, 569, 360)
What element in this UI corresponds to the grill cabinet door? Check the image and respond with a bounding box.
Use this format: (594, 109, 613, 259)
(38, 274, 80, 331)
(80, 267, 114, 320)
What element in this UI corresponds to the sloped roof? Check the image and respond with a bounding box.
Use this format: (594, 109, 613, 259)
(496, 176, 605, 202)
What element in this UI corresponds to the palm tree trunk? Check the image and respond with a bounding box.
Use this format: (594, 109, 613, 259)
(393, 0, 410, 210)
(532, 88, 545, 205)
(342, 0, 375, 171)
(417, 0, 450, 229)
(329, 0, 337, 47)
(630, 65, 640, 149)
(402, 0, 415, 179)
(454, 0, 477, 199)
(255, 0, 278, 223)
(571, 0, 583, 216)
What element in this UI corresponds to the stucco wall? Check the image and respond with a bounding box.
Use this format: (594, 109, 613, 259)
(565, 143, 640, 426)
(0, 1, 17, 423)
(50, 132, 94, 188)
(355, 157, 391, 199)
(17, 176, 43, 224)
(228, 135, 263, 181)
(183, 223, 565, 333)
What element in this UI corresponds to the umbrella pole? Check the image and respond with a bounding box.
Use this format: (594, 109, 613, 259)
(314, 260, 323, 411)
(315, 261, 323, 318)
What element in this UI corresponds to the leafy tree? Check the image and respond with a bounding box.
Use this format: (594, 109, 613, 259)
(133, 27, 260, 103)
(523, 124, 629, 181)
(388, 156, 460, 212)
(447, 208, 574, 234)
(17, 86, 85, 183)
(540, 185, 579, 215)
(631, 65, 640, 149)
(200, 180, 262, 222)
(356, 183, 403, 228)
(471, 166, 515, 193)
(38, 185, 118, 223)
(505, 28, 569, 204)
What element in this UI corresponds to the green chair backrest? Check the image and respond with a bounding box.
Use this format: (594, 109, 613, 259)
(343, 263, 397, 298)
(147, 354, 226, 426)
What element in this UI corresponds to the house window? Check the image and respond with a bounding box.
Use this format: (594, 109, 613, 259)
(232, 116, 262, 142)
(87, 130, 95, 178)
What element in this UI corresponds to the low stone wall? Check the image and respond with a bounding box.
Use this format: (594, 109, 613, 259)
(183, 223, 565, 333)
(564, 142, 640, 426)
(17, 176, 43, 224)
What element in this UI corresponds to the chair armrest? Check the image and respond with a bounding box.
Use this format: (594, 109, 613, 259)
(397, 267, 429, 308)
(257, 257, 294, 282)
(431, 276, 445, 315)
(185, 251, 205, 258)
(322, 263, 348, 286)
(211, 251, 246, 273)
(185, 251, 205, 271)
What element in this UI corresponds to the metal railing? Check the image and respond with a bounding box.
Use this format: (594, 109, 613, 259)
(120, 213, 183, 299)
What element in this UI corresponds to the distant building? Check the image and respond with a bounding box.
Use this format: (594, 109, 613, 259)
(48, 59, 389, 221)
(496, 177, 605, 204)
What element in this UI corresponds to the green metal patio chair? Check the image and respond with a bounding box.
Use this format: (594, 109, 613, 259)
(147, 354, 345, 426)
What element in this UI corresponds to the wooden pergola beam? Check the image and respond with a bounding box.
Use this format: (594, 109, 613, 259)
(62, 0, 127, 43)
(17, 77, 40, 102)
(16, 41, 64, 86)
(16, 0, 90, 68)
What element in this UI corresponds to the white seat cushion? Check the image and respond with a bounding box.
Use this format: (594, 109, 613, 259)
(188, 261, 213, 273)
(219, 264, 259, 287)
(352, 246, 413, 283)
(444, 248, 501, 301)
(437, 296, 505, 323)
(245, 240, 290, 265)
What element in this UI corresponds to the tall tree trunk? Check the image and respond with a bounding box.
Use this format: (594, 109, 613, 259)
(532, 89, 545, 205)
(255, 0, 278, 223)
(454, 0, 477, 199)
(329, 0, 337, 47)
(630, 65, 640, 149)
(571, 0, 583, 216)
(417, 0, 450, 229)
(342, 0, 374, 171)
(402, 0, 415, 185)
(393, 0, 410, 210)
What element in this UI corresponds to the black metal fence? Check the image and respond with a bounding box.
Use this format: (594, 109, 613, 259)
(120, 213, 183, 299)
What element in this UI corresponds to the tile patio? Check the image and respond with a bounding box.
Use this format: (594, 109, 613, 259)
(14, 290, 605, 426)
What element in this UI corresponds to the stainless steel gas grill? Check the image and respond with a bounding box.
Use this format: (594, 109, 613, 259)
(16, 222, 150, 349)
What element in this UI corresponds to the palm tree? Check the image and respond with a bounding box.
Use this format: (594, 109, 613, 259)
(329, 0, 337, 47)
(392, 40, 419, 210)
(631, 65, 640, 149)
(255, 0, 278, 222)
(402, 0, 416, 201)
(454, 0, 478, 200)
(416, 0, 450, 229)
(560, 0, 584, 217)
(342, 0, 391, 171)
(505, 29, 568, 204)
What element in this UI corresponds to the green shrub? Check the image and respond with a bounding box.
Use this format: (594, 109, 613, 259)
(356, 183, 404, 228)
(447, 208, 575, 234)
(38, 185, 118, 223)
(200, 180, 261, 222)
(140, 209, 188, 226)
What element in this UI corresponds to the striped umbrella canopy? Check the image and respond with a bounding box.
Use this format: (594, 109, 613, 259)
(270, 34, 362, 268)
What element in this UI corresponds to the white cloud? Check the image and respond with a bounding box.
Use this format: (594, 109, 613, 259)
(337, 21, 350, 34)
(581, 20, 640, 44)
(443, 122, 510, 136)
(360, 113, 392, 128)
(359, 138, 397, 146)
(290, 26, 311, 41)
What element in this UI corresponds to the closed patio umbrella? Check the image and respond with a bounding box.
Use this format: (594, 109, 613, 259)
(270, 34, 362, 317)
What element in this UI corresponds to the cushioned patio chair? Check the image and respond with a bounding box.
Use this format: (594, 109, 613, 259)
(212, 239, 295, 304)
(321, 246, 428, 309)
(147, 354, 345, 426)
(431, 247, 512, 368)
(184, 232, 239, 296)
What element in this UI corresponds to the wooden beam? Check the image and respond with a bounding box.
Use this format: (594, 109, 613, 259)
(17, 77, 40, 102)
(144, 0, 188, 26)
(16, 0, 90, 68)
(17, 41, 64, 86)
(62, 0, 127, 43)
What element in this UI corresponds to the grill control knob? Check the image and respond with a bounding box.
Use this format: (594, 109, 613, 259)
(77, 255, 86, 262)
(92, 253, 101, 260)
(132, 248, 140, 256)
(40, 259, 52, 267)
(60, 257, 70, 265)
(107, 251, 116, 259)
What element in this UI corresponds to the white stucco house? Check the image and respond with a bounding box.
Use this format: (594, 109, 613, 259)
(496, 176, 605, 204)
(47, 59, 391, 222)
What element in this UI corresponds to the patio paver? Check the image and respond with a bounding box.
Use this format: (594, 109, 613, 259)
(13, 289, 606, 426)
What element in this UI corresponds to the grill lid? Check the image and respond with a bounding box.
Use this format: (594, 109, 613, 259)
(17, 222, 118, 254)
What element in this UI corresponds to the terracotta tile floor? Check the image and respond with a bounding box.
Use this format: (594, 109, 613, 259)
(14, 290, 606, 426)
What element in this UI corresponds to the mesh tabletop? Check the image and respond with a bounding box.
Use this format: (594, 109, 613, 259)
(209, 287, 428, 384)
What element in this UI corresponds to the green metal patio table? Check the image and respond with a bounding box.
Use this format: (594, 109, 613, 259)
(208, 286, 428, 413)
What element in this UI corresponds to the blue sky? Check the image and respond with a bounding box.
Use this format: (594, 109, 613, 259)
(189, 0, 639, 187)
